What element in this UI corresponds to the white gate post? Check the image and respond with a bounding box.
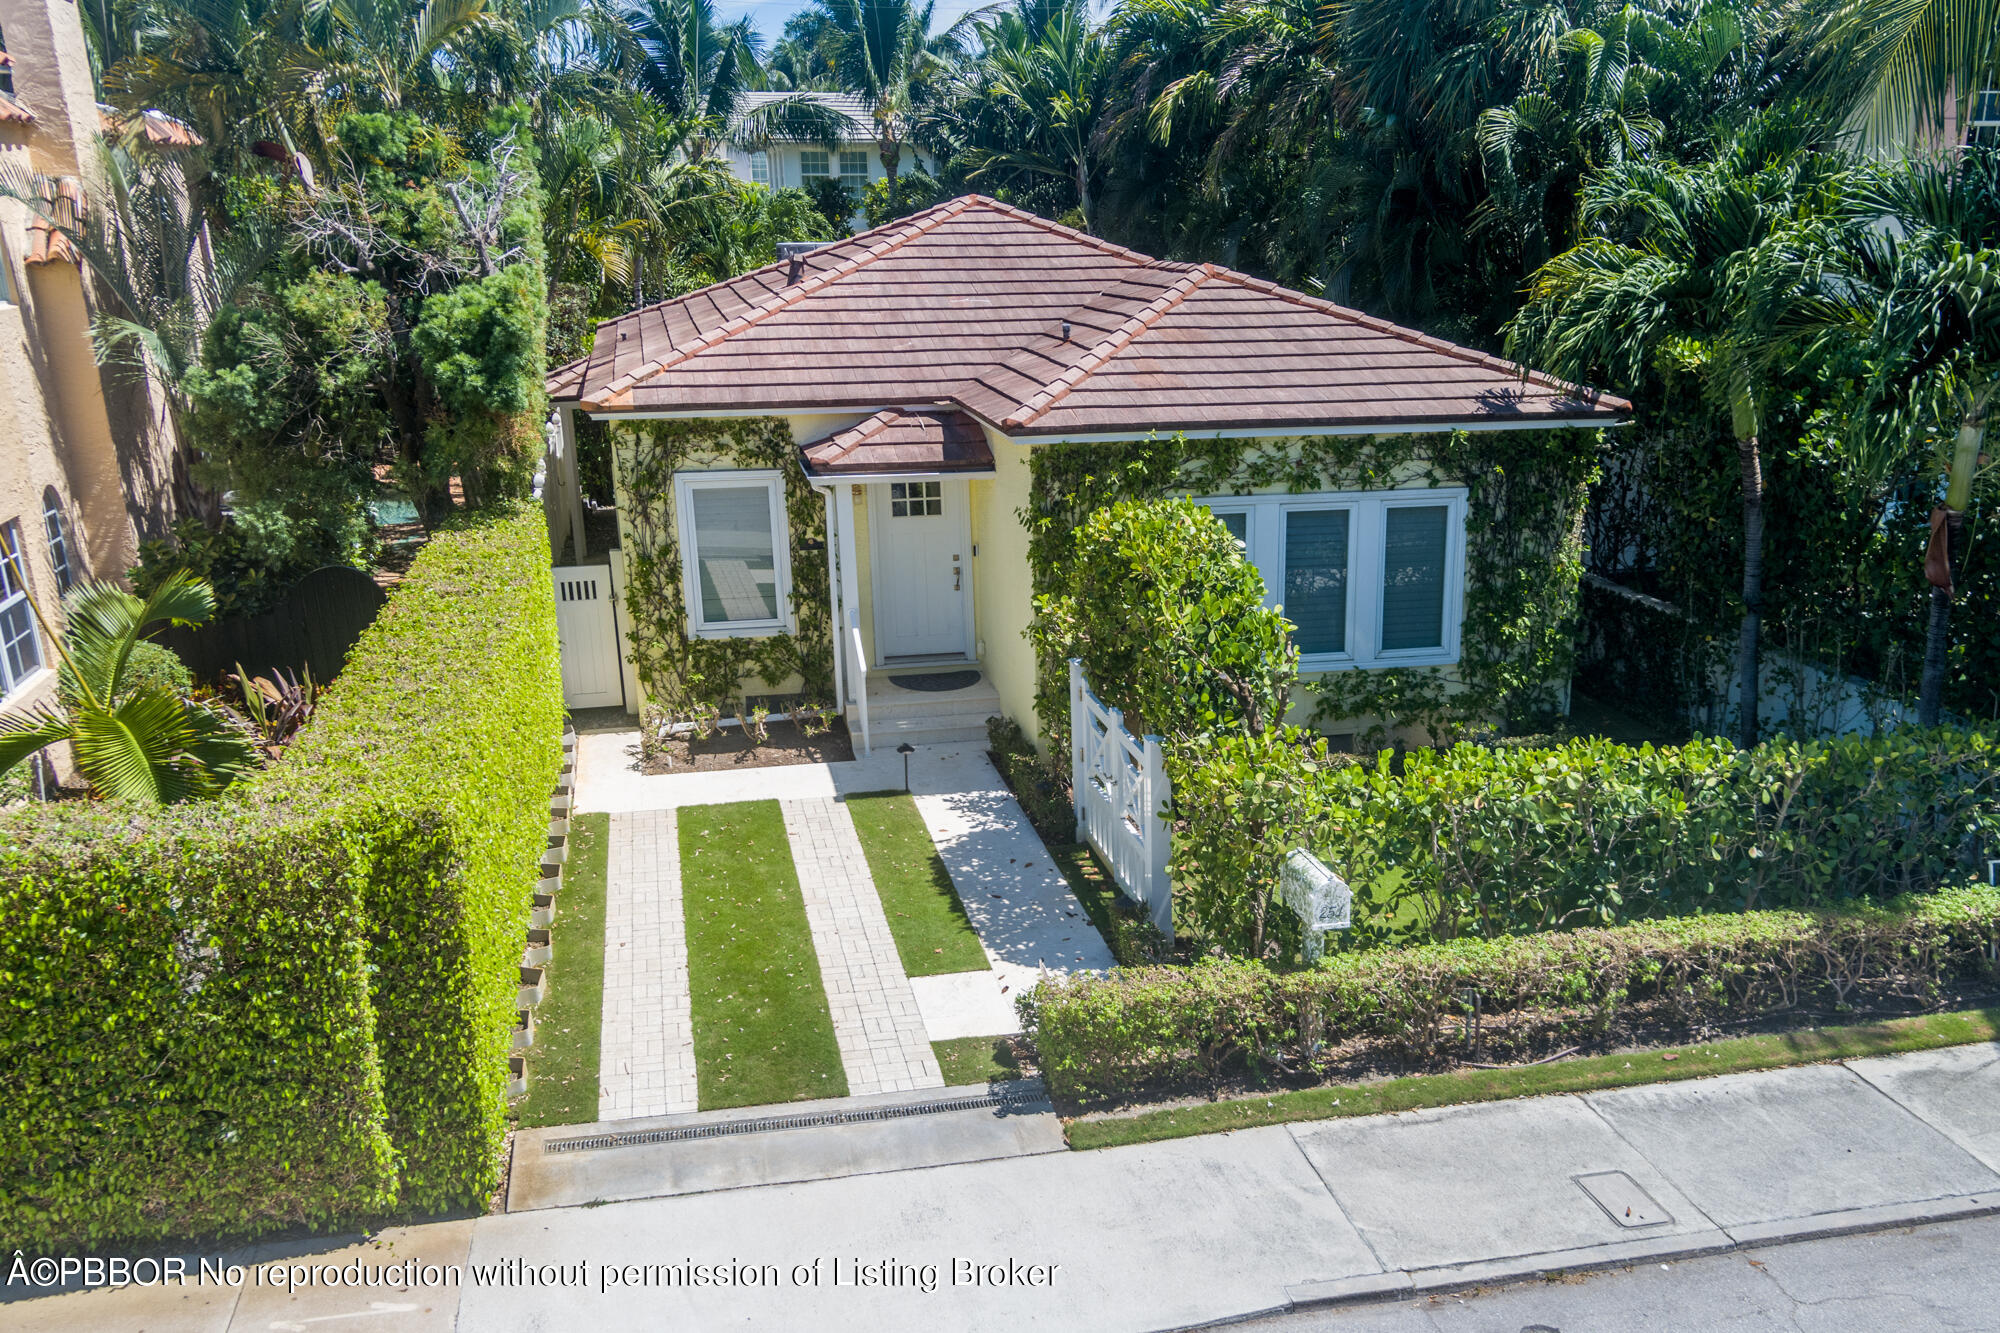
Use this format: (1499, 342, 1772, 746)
(1069, 658, 1087, 830)
(1142, 734, 1173, 939)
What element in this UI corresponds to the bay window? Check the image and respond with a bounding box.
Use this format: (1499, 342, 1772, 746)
(1202, 489, 1466, 670)
(674, 472, 793, 638)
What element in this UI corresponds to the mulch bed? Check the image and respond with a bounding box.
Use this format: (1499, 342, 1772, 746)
(637, 718, 856, 773)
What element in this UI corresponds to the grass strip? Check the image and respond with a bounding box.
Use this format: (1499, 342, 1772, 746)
(682, 800, 847, 1109)
(845, 790, 988, 976)
(932, 1036, 1025, 1086)
(514, 811, 609, 1128)
(1066, 1007, 2000, 1151)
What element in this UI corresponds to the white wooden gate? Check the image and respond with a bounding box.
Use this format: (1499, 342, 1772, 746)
(552, 566, 624, 709)
(1069, 659, 1173, 938)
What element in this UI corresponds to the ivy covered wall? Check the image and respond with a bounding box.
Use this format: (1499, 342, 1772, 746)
(1024, 428, 1603, 744)
(612, 418, 834, 714)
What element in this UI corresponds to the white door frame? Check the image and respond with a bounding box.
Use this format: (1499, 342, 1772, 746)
(865, 478, 975, 665)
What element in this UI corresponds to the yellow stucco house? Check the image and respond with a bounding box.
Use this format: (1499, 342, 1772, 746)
(544, 196, 1626, 752)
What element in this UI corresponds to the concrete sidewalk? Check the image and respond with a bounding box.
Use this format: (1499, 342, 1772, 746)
(12, 1044, 2000, 1331)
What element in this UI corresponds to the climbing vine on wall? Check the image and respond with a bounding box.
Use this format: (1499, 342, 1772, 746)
(1023, 429, 1602, 744)
(614, 418, 833, 713)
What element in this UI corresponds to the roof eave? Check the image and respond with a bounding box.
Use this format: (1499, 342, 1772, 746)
(1000, 413, 1630, 445)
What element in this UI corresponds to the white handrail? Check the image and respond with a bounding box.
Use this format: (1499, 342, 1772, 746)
(848, 625, 871, 756)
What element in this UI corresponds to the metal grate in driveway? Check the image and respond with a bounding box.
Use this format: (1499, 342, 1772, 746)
(543, 1086, 1046, 1154)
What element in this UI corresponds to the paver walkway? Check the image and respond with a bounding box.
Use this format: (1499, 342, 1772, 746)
(597, 809, 699, 1119)
(781, 798, 943, 1095)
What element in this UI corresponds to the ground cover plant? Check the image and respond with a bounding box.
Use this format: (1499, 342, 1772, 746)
(844, 791, 988, 976)
(514, 811, 610, 1129)
(680, 800, 846, 1108)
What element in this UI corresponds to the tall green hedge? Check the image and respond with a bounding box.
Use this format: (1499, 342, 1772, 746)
(0, 505, 562, 1244)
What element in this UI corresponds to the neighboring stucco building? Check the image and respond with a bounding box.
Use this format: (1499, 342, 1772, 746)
(544, 196, 1627, 752)
(0, 0, 179, 776)
(719, 92, 928, 207)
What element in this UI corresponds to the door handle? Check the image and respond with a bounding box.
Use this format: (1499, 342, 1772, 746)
(953, 565, 962, 591)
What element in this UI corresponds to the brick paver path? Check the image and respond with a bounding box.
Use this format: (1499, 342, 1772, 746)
(780, 798, 944, 1095)
(598, 809, 700, 1119)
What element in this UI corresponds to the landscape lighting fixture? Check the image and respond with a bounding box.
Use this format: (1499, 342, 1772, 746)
(898, 741, 915, 791)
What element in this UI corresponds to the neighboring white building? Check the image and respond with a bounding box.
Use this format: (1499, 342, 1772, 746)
(720, 92, 930, 201)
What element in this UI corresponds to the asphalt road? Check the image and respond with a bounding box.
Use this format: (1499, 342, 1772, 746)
(1245, 1214, 2000, 1332)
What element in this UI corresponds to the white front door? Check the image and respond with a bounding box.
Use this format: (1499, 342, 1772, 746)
(868, 479, 971, 661)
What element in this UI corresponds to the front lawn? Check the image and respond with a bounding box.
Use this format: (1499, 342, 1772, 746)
(1067, 1007, 2000, 1150)
(681, 800, 847, 1109)
(514, 811, 610, 1128)
(932, 1035, 1026, 1085)
(845, 790, 988, 975)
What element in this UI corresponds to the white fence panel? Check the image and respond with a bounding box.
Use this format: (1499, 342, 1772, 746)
(1069, 659, 1173, 939)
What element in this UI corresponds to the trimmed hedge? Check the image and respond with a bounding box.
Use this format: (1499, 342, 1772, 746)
(1169, 728, 2000, 954)
(1022, 885, 2000, 1102)
(0, 505, 562, 1244)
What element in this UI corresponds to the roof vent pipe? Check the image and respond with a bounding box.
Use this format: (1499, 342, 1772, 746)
(1061, 319, 1071, 341)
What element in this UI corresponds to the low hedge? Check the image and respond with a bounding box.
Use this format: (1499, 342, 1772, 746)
(1169, 728, 2000, 954)
(0, 505, 562, 1244)
(1022, 885, 2000, 1102)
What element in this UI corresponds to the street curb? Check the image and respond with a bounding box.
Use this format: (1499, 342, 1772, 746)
(1272, 1191, 2000, 1319)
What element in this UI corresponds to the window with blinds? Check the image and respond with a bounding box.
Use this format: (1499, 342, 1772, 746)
(1200, 489, 1465, 669)
(674, 472, 793, 636)
(749, 150, 771, 185)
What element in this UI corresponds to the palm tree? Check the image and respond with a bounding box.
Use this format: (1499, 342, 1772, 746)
(1506, 112, 1848, 746)
(807, 0, 960, 213)
(1786, 149, 2000, 723)
(964, 2, 1108, 228)
(0, 557, 258, 804)
(1802, 0, 2000, 154)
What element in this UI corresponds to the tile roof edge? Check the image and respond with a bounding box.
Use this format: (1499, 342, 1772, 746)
(1207, 267, 1633, 414)
(809, 408, 901, 461)
(596, 198, 978, 400)
(998, 265, 1216, 429)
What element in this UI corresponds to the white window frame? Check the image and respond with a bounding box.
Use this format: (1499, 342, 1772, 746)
(839, 150, 869, 188)
(0, 519, 46, 697)
(1197, 487, 1468, 672)
(673, 470, 794, 639)
(1969, 90, 2000, 147)
(748, 149, 771, 185)
(800, 149, 830, 179)
(42, 488, 74, 593)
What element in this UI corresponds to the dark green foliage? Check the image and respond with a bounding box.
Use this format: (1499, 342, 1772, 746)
(133, 504, 372, 619)
(1022, 884, 2000, 1101)
(613, 418, 833, 714)
(1028, 498, 1297, 744)
(804, 176, 856, 237)
(1168, 728, 2000, 958)
(986, 714, 1075, 842)
(59, 639, 192, 708)
(0, 506, 562, 1243)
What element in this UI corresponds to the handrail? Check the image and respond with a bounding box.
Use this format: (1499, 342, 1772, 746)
(848, 624, 871, 756)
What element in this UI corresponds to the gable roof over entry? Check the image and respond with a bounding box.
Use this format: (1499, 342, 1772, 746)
(549, 195, 1628, 441)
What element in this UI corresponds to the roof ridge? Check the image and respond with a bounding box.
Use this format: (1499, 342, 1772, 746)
(995, 264, 1215, 429)
(1203, 266, 1629, 410)
(959, 195, 1165, 270)
(828, 408, 899, 459)
(583, 197, 977, 409)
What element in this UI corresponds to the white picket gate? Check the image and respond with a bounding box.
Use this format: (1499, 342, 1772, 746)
(1069, 659, 1173, 938)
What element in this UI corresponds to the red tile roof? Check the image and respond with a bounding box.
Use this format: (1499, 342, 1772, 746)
(25, 176, 83, 266)
(800, 409, 996, 478)
(550, 196, 1629, 438)
(0, 91, 33, 126)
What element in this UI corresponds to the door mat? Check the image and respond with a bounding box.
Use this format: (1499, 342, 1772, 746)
(889, 670, 982, 692)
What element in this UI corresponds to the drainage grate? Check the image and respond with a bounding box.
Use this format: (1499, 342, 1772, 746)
(544, 1087, 1044, 1154)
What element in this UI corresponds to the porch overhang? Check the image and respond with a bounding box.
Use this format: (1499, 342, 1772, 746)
(799, 408, 996, 480)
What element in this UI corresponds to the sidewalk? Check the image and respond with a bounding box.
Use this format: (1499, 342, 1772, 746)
(12, 1042, 1999, 1331)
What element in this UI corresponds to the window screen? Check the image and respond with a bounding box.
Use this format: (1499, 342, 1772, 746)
(689, 486, 780, 625)
(1284, 509, 1350, 656)
(1381, 505, 1449, 650)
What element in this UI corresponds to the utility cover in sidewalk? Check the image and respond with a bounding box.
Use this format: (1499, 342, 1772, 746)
(1575, 1171, 1672, 1228)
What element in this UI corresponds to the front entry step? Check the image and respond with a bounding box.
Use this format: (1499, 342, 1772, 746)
(850, 669, 999, 747)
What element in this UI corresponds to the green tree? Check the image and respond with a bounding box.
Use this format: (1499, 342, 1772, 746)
(1802, 0, 2000, 154)
(807, 0, 960, 214)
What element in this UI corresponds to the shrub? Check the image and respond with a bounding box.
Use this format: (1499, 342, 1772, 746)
(986, 715, 1075, 843)
(1169, 728, 2000, 953)
(1022, 885, 2000, 1101)
(1027, 498, 1297, 750)
(0, 505, 562, 1243)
